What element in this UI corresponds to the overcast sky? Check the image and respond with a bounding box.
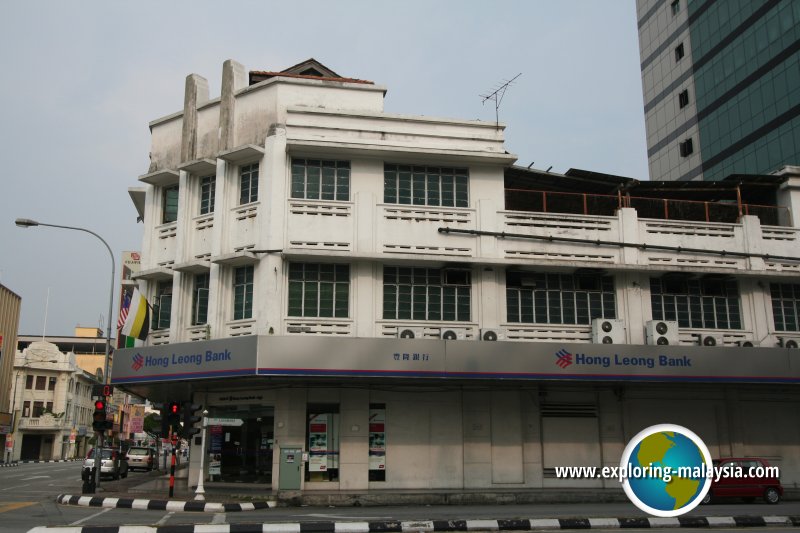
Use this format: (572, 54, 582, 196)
(0, 0, 647, 337)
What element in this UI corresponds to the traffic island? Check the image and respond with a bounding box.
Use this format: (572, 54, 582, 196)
(56, 494, 275, 512)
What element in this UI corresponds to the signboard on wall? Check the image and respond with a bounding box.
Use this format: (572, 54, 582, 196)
(308, 414, 328, 472)
(121, 252, 141, 284)
(129, 405, 145, 433)
(368, 407, 386, 471)
(112, 336, 258, 383)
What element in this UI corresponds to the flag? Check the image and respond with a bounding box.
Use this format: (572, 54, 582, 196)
(117, 291, 131, 330)
(121, 288, 150, 341)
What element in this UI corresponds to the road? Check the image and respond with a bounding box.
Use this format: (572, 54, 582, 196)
(1, 462, 799, 531)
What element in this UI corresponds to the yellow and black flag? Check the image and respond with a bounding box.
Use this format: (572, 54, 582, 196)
(120, 288, 150, 341)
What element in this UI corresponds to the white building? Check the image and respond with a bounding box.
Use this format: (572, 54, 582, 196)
(115, 59, 800, 496)
(9, 341, 98, 462)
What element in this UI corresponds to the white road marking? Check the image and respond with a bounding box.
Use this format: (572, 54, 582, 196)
(155, 512, 174, 526)
(211, 513, 227, 524)
(21, 476, 50, 481)
(69, 506, 112, 526)
(1, 484, 30, 491)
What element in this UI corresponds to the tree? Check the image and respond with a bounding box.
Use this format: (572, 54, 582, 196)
(143, 412, 161, 439)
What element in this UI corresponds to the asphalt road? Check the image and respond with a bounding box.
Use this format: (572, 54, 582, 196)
(1, 462, 799, 532)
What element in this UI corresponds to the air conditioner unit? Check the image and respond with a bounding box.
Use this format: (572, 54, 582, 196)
(440, 327, 467, 340)
(645, 320, 679, 345)
(591, 318, 625, 344)
(778, 336, 800, 349)
(736, 340, 756, 348)
(396, 327, 424, 339)
(699, 334, 725, 347)
(480, 328, 507, 341)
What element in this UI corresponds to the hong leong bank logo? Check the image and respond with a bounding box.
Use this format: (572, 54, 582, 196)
(132, 353, 144, 371)
(555, 349, 573, 368)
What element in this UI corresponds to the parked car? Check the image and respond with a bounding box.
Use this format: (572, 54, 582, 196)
(126, 446, 158, 471)
(82, 448, 128, 480)
(702, 458, 782, 504)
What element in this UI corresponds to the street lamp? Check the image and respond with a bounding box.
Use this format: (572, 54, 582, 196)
(195, 409, 209, 500)
(15, 219, 114, 384)
(7, 358, 59, 464)
(15, 218, 115, 490)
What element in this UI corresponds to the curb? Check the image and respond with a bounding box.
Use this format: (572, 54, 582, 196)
(27, 515, 800, 532)
(56, 494, 275, 512)
(3, 459, 80, 467)
(14, 459, 81, 465)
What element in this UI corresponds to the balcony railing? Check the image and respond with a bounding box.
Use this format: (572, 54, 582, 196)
(18, 415, 65, 430)
(505, 188, 791, 226)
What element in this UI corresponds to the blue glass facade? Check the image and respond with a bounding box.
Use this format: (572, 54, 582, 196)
(688, 0, 800, 181)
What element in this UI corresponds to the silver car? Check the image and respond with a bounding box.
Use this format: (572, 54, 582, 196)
(82, 448, 128, 480)
(126, 446, 158, 471)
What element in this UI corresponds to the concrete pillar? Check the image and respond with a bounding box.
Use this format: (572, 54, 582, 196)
(181, 74, 209, 163)
(741, 215, 766, 271)
(339, 389, 369, 490)
(219, 60, 246, 152)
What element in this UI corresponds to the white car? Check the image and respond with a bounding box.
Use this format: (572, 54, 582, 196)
(82, 448, 128, 480)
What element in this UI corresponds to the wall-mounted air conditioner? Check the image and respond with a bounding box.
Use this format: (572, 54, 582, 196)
(480, 328, 506, 341)
(591, 318, 625, 344)
(699, 334, 725, 347)
(396, 327, 424, 339)
(778, 336, 800, 349)
(440, 327, 467, 340)
(645, 320, 679, 345)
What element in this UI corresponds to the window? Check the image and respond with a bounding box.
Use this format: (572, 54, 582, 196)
(200, 175, 215, 215)
(22, 401, 30, 418)
(192, 273, 210, 325)
(679, 138, 694, 157)
(291, 159, 350, 201)
(233, 265, 254, 320)
(151, 280, 173, 330)
(33, 401, 44, 418)
(239, 163, 259, 205)
(671, 0, 680, 15)
(384, 164, 468, 207)
(48, 377, 56, 391)
(25, 375, 33, 389)
(306, 404, 339, 482)
(35, 376, 46, 390)
(45, 401, 53, 414)
(674, 42, 685, 61)
(162, 185, 179, 223)
(369, 404, 386, 482)
(678, 89, 689, 109)
(506, 272, 616, 324)
(650, 277, 742, 329)
(771, 283, 800, 331)
(383, 266, 471, 321)
(288, 263, 349, 318)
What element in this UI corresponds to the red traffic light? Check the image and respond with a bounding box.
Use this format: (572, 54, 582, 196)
(169, 402, 180, 414)
(94, 400, 106, 410)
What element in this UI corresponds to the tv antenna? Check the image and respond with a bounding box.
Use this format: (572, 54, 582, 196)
(480, 73, 521, 126)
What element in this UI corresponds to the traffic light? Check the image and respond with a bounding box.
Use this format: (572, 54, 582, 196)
(182, 403, 203, 438)
(92, 399, 112, 431)
(91, 384, 114, 398)
(167, 401, 181, 435)
(151, 402, 168, 438)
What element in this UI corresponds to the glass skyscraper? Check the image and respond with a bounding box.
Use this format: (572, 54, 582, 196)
(637, 0, 800, 181)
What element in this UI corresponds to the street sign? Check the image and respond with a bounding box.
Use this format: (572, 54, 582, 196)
(206, 417, 244, 426)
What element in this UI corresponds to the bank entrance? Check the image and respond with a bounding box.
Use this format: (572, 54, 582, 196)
(206, 405, 274, 484)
